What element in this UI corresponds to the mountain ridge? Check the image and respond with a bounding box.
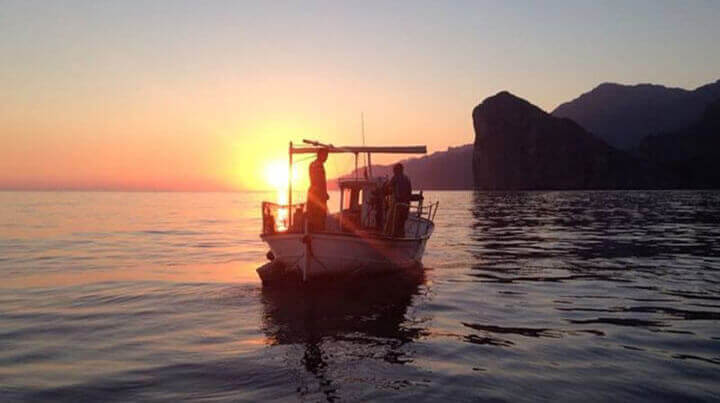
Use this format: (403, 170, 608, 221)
(331, 79, 720, 190)
(633, 99, 720, 188)
(472, 91, 669, 190)
(552, 79, 720, 149)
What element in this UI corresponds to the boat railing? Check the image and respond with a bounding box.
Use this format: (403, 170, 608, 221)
(411, 200, 439, 221)
(384, 200, 439, 237)
(262, 201, 306, 234)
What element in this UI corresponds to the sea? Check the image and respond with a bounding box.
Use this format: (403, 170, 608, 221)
(1, 190, 719, 402)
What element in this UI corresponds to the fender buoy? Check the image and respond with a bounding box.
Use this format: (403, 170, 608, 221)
(266, 251, 275, 261)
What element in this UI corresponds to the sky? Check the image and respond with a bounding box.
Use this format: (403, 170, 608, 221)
(2, 0, 719, 191)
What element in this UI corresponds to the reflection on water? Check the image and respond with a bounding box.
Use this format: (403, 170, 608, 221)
(262, 271, 426, 345)
(260, 271, 427, 401)
(455, 191, 720, 401)
(1, 191, 720, 401)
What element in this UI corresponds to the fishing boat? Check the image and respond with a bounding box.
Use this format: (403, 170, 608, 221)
(257, 139, 438, 285)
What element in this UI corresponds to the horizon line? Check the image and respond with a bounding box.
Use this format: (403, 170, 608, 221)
(0, 187, 275, 193)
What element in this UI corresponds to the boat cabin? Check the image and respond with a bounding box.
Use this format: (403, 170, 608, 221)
(258, 139, 439, 283)
(261, 139, 437, 238)
(337, 177, 385, 233)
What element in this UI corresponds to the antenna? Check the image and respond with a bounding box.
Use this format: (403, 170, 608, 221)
(361, 112, 368, 178)
(361, 112, 366, 146)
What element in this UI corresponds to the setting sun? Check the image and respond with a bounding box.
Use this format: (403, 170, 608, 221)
(263, 160, 304, 190)
(264, 161, 288, 189)
(3, 2, 720, 401)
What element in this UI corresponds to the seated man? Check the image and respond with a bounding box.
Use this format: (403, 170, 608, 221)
(387, 163, 412, 237)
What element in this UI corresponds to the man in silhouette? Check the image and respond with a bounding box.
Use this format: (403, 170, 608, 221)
(307, 148, 329, 232)
(388, 163, 412, 237)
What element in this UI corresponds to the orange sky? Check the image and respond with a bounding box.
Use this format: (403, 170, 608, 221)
(1, 72, 471, 190)
(2, 1, 719, 191)
(1, 62, 483, 190)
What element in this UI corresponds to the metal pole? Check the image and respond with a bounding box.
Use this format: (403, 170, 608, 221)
(367, 152, 372, 178)
(304, 219, 309, 282)
(304, 241, 309, 282)
(288, 141, 293, 229)
(361, 112, 367, 169)
(361, 112, 365, 145)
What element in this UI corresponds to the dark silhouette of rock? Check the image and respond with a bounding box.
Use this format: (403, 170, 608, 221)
(332, 83, 719, 190)
(634, 99, 720, 188)
(473, 91, 668, 190)
(552, 80, 720, 149)
(332, 144, 474, 190)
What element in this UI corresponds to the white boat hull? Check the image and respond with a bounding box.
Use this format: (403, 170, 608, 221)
(259, 218, 433, 282)
(263, 233, 427, 275)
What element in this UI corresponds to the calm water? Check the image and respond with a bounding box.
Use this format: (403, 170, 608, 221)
(1, 191, 720, 402)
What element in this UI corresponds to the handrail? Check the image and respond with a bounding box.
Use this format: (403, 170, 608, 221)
(384, 199, 439, 238)
(409, 200, 439, 221)
(262, 201, 306, 234)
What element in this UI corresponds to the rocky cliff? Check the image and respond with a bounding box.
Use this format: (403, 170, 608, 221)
(472, 91, 668, 190)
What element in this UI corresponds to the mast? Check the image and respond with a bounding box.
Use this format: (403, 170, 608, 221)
(361, 112, 366, 147)
(361, 113, 367, 179)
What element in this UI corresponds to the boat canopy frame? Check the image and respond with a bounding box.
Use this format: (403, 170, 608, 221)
(287, 139, 427, 227)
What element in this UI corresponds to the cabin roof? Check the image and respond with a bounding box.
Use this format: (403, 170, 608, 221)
(338, 177, 381, 189)
(291, 140, 426, 155)
(291, 145, 426, 154)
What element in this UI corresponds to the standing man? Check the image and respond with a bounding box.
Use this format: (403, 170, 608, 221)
(388, 163, 412, 237)
(307, 148, 329, 232)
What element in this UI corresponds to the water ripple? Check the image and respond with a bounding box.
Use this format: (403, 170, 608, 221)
(1, 191, 720, 401)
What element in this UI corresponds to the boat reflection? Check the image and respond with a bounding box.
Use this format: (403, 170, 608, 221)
(261, 269, 428, 346)
(260, 269, 429, 398)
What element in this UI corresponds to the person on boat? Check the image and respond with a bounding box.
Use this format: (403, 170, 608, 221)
(387, 163, 412, 237)
(307, 148, 329, 232)
(370, 186, 386, 231)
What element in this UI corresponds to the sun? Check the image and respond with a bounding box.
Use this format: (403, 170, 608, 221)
(264, 161, 289, 189)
